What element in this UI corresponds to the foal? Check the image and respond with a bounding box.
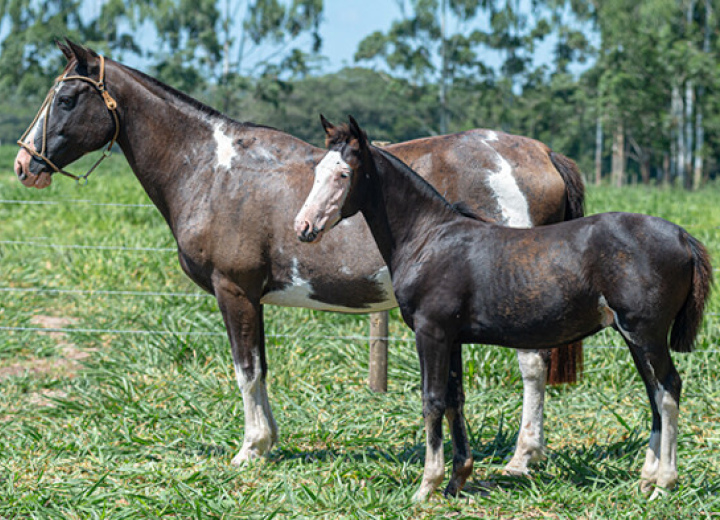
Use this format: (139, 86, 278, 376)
(294, 116, 712, 501)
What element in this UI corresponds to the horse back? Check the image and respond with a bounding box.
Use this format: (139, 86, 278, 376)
(387, 129, 570, 227)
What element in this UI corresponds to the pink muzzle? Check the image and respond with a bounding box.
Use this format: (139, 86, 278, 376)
(14, 144, 52, 189)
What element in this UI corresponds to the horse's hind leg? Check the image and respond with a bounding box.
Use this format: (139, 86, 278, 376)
(504, 349, 547, 475)
(444, 343, 473, 497)
(625, 337, 681, 498)
(215, 280, 278, 463)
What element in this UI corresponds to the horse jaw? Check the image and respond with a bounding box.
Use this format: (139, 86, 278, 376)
(14, 147, 53, 189)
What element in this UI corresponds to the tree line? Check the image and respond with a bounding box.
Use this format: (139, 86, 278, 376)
(1, 0, 718, 188)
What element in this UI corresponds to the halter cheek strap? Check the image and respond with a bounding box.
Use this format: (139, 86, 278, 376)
(17, 54, 120, 185)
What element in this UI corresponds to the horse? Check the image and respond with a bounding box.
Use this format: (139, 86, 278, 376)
(14, 40, 586, 475)
(294, 116, 712, 501)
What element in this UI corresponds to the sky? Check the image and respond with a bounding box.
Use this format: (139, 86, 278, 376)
(318, 1, 404, 71)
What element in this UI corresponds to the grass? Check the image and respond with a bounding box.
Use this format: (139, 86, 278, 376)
(0, 144, 719, 518)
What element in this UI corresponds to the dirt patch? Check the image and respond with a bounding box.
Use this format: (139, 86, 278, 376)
(0, 314, 94, 382)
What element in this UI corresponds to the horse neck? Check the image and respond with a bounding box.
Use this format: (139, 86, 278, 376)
(107, 62, 226, 224)
(360, 147, 458, 270)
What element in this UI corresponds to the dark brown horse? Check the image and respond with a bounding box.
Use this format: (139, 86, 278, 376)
(14, 41, 585, 475)
(294, 116, 712, 500)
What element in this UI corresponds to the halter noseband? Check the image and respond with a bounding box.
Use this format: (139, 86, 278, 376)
(17, 54, 120, 185)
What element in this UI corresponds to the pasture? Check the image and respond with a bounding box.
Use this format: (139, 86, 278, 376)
(0, 144, 718, 518)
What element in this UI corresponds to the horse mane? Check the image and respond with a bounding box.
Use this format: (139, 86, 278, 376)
(451, 201, 489, 221)
(115, 61, 274, 131)
(373, 146, 493, 222)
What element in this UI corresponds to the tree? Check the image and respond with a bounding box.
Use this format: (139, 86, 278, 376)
(354, 0, 499, 135)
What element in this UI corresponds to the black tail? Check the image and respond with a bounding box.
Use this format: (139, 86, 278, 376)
(670, 233, 713, 353)
(549, 151, 585, 221)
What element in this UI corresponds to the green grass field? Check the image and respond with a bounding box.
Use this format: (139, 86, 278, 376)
(0, 145, 718, 519)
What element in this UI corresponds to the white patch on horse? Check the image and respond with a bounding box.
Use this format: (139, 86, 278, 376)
(484, 130, 499, 142)
(232, 357, 276, 461)
(213, 124, 236, 169)
(260, 259, 396, 313)
(480, 136, 531, 228)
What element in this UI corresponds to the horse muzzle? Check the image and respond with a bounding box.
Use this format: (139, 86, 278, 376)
(295, 220, 325, 243)
(14, 147, 53, 189)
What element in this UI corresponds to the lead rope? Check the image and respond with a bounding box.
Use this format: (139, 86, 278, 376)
(17, 54, 120, 185)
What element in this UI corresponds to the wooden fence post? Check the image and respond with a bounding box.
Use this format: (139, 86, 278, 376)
(368, 140, 391, 394)
(368, 311, 389, 393)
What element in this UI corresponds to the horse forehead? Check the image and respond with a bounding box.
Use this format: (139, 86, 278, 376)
(315, 150, 347, 177)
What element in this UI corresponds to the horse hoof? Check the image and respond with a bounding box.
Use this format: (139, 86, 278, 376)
(639, 479, 656, 497)
(649, 487, 669, 501)
(231, 447, 263, 466)
(502, 464, 530, 477)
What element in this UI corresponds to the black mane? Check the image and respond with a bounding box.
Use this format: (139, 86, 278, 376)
(116, 60, 274, 131)
(372, 146, 490, 222)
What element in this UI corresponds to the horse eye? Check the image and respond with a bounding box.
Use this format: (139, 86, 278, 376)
(57, 96, 74, 109)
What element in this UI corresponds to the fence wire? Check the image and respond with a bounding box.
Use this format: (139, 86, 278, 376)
(2, 197, 720, 354)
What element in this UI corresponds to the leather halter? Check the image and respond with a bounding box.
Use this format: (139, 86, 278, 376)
(17, 54, 120, 185)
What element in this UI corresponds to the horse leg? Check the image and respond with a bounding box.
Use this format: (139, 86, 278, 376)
(503, 349, 547, 475)
(444, 343, 473, 497)
(215, 281, 278, 463)
(412, 327, 451, 502)
(625, 338, 681, 498)
(626, 347, 662, 495)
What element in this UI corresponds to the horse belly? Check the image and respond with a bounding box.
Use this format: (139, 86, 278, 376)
(261, 263, 397, 314)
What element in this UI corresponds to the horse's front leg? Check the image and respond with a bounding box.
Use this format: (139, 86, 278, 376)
(412, 326, 452, 502)
(215, 278, 278, 463)
(443, 343, 473, 497)
(504, 349, 547, 475)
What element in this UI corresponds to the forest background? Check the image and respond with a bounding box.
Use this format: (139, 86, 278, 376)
(0, 0, 717, 189)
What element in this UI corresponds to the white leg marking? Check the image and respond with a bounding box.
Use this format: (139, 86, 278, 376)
(413, 417, 446, 501)
(504, 349, 546, 475)
(231, 359, 278, 464)
(656, 390, 679, 491)
(213, 124, 236, 170)
(641, 428, 661, 495)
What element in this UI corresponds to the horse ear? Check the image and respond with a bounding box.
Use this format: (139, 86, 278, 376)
(347, 115, 367, 148)
(57, 39, 73, 61)
(65, 39, 99, 70)
(319, 114, 334, 136)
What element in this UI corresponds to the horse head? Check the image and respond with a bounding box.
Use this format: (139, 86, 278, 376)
(294, 115, 371, 243)
(14, 39, 119, 188)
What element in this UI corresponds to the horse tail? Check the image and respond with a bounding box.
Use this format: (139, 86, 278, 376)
(546, 151, 585, 385)
(549, 151, 585, 221)
(670, 233, 713, 353)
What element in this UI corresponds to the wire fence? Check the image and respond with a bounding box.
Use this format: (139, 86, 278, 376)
(2, 196, 720, 354)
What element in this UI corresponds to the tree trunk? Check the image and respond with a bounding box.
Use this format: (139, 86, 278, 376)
(641, 157, 650, 185)
(438, 0, 449, 135)
(595, 114, 603, 186)
(672, 83, 685, 186)
(685, 80, 694, 190)
(662, 152, 671, 186)
(611, 122, 625, 188)
(693, 0, 711, 190)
